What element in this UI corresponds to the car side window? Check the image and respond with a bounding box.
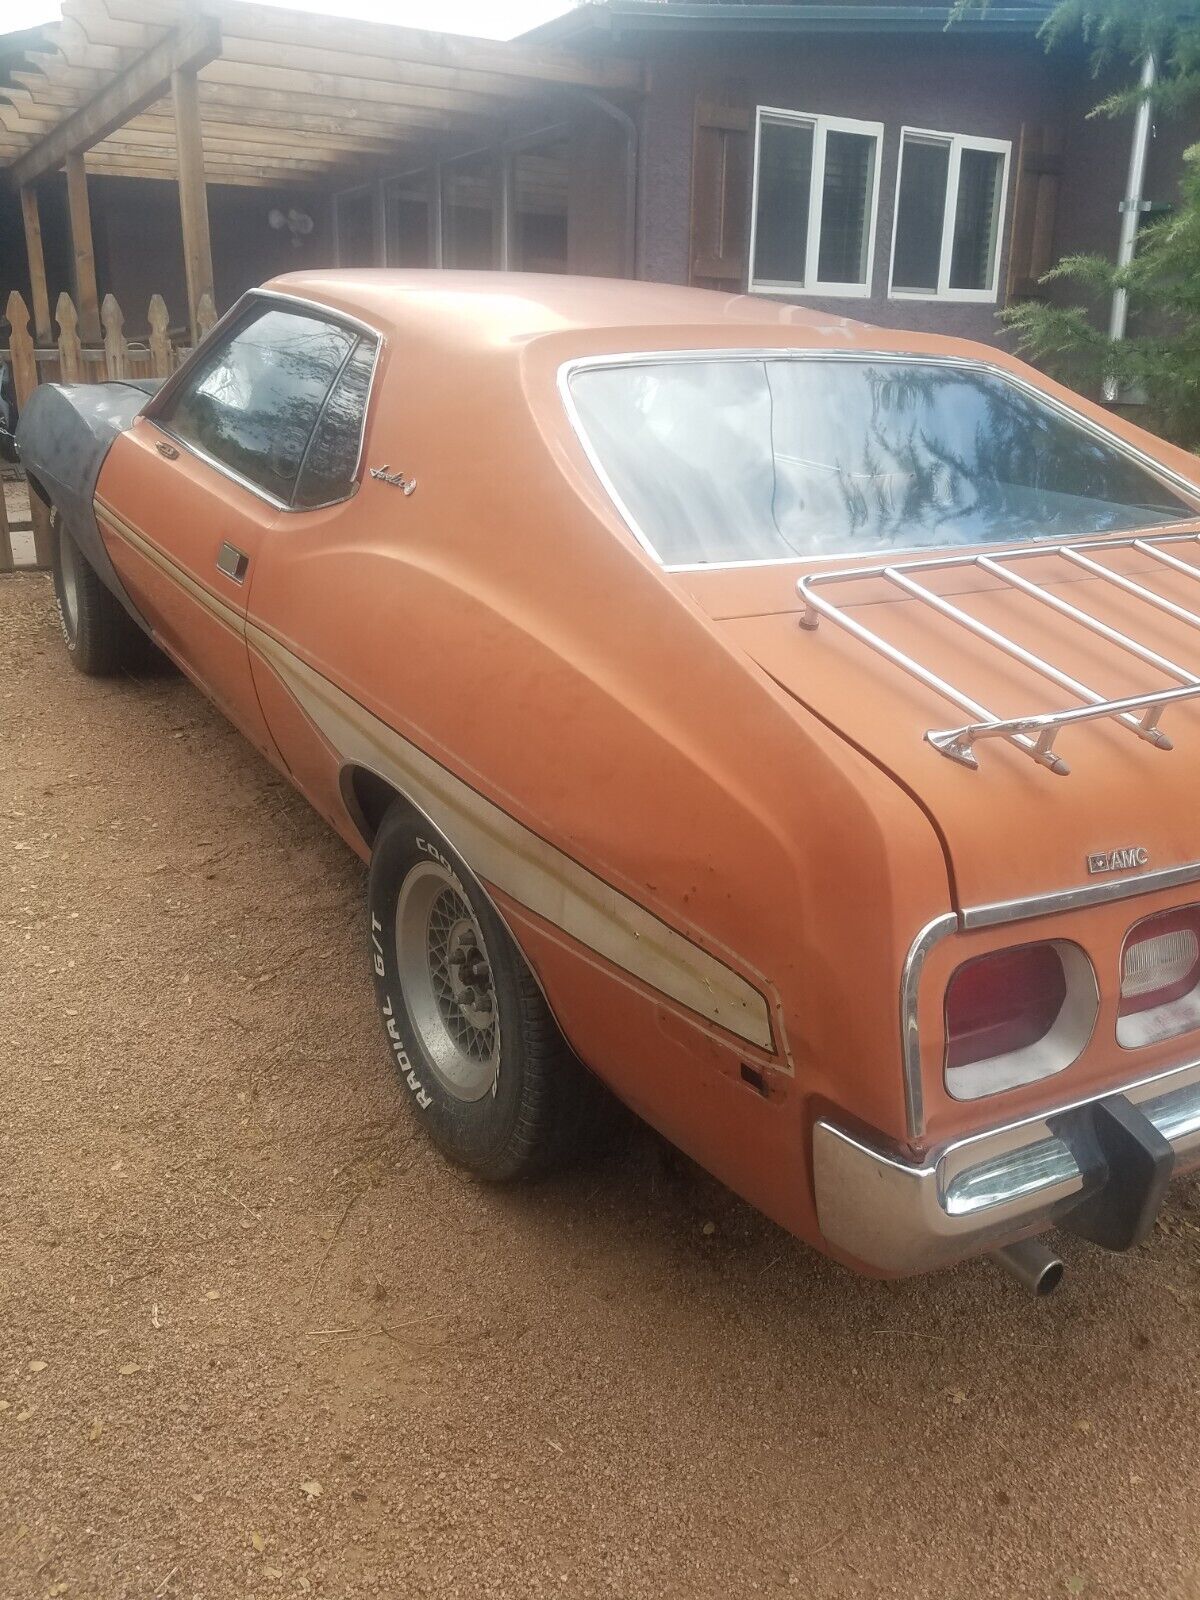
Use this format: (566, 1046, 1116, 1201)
(293, 338, 377, 509)
(160, 304, 356, 503)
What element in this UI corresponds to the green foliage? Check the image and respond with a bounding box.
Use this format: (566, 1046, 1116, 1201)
(951, 1, 1198, 111)
(955, 0, 1200, 447)
(1040, 2, 1200, 116)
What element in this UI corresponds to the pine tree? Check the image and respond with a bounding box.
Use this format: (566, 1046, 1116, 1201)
(954, 1, 1200, 446)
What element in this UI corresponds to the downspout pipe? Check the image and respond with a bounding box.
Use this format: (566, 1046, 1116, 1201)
(1107, 52, 1157, 378)
(578, 88, 639, 280)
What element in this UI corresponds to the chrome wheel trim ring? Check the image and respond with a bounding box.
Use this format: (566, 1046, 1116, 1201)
(394, 859, 500, 1102)
(57, 525, 81, 645)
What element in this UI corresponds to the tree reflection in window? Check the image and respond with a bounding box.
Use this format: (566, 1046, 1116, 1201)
(294, 340, 376, 508)
(164, 307, 356, 502)
(569, 358, 1195, 566)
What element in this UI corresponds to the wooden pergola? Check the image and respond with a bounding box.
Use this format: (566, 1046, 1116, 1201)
(0, 0, 644, 343)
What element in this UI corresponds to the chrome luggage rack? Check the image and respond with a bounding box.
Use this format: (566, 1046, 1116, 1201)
(797, 530, 1200, 775)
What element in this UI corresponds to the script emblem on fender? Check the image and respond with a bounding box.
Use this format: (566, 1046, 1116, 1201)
(370, 465, 417, 496)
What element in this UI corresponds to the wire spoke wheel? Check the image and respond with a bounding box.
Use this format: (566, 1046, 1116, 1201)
(395, 859, 500, 1102)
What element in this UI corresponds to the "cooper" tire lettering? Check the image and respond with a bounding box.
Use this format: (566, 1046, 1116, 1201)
(416, 836, 461, 890)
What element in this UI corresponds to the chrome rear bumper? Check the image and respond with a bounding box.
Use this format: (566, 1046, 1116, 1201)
(814, 1057, 1200, 1275)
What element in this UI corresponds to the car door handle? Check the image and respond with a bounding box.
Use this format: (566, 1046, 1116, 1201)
(216, 542, 250, 584)
(156, 440, 179, 460)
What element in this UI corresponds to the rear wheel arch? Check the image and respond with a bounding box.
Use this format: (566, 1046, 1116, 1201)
(341, 763, 409, 850)
(340, 762, 578, 1051)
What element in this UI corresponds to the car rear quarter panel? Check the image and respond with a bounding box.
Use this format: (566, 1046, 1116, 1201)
(245, 322, 952, 1249)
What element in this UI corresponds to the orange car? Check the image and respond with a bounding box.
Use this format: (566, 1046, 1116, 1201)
(19, 271, 1200, 1294)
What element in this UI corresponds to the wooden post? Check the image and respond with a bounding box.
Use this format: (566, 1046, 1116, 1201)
(196, 290, 218, 339)
(101, 293, 128, 380)
(172, 66, 215, 344)
(19, 186, 52, 346)
(6, 290, 54, 569)
(56, 292, 82, 383)
(0, 470, 12, 575)
(148, 293, 173, 377)
(65, 151, 102, 344)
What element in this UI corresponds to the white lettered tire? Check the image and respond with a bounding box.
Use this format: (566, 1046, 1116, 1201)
(367, 803, 610, 1179)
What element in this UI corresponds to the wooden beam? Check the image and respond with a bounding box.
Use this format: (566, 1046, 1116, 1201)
(201, 59, 511, 119)
(19, 185, 52, 345)
(199, 1, 645, 94)
(172, 65, 214, 345)
(60, 0, 162, 52)
(11, 14, 221, 187)
(217, 32, 594, 105)
(81, 159, 317, 187)
(65, 151, 101, 343)
(96, 117, 410, 160)
(24, 54, 109, 93)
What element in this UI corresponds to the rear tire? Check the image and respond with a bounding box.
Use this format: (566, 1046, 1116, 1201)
(368, 803, 610, 1180)
(52, 512, 160, 677)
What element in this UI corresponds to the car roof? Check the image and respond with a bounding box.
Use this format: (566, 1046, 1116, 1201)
(260, 269, 884, 351)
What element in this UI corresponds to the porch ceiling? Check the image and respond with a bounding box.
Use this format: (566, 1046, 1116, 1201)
(0, 0, 645, 189)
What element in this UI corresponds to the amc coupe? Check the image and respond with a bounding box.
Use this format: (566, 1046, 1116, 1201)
(19, 271, 1200, 1294)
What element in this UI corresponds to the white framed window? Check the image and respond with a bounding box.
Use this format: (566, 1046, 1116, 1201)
(889, 128, 1011, 302)
(748, 107, 884, 298)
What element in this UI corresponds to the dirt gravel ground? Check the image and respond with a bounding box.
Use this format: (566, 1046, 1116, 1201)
(3, 480, 35, 568)
(3, 574, 1200, 1600)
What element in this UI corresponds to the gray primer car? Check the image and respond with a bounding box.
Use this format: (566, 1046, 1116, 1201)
(17, 378, 161, 620)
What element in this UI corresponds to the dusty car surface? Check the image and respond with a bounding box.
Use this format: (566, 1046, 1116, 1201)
(19, 270, 1200, 1292)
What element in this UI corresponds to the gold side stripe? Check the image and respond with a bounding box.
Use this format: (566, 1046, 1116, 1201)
(96, 496, 243, 636)
(94, 495, 777, 1053)
(249, 626, 776, 1053)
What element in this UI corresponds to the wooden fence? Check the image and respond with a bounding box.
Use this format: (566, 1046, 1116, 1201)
(2, 287, 216, 573)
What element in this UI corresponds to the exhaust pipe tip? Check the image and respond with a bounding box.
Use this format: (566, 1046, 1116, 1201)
(990, 1238, 1065, 1297)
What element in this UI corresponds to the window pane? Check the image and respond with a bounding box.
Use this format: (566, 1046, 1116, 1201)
(294, 339, 376, 509)
(753, 119, 813, 284)
(570, 359, 1193, 566)
(165, 307, 354, 502)
(385, 179, 431, 267)
(817, 130, 875, 284)
(513, 142, 568, 273)
(443, 157, 496, 269)
(335, 188, 377, 266)
(949, 147, 1005, 291)
(892, 136, 950, 291)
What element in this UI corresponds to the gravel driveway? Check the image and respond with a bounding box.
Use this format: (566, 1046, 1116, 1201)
(2, 575, 1199, 1600)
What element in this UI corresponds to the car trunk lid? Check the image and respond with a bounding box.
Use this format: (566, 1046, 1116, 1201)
(679, 534, 1200, 912)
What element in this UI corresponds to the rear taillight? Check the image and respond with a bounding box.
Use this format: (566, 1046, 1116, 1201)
(1117, 907, 1200, 1047)
(943, 941, 1095, 1100)
(945, 945, 1066, 1067)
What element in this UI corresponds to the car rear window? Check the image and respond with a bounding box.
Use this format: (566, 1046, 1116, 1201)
(567, 357, 1196, 567)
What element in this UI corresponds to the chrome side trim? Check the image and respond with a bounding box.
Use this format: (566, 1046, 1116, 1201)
(899, 912, 957, 1139)
(556, 348, 1200, 572)
(962, 857, 1200, 928)
(146, 429, 293, 513)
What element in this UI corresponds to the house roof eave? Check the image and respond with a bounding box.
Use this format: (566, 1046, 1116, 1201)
(521, 2, 1056, 49)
